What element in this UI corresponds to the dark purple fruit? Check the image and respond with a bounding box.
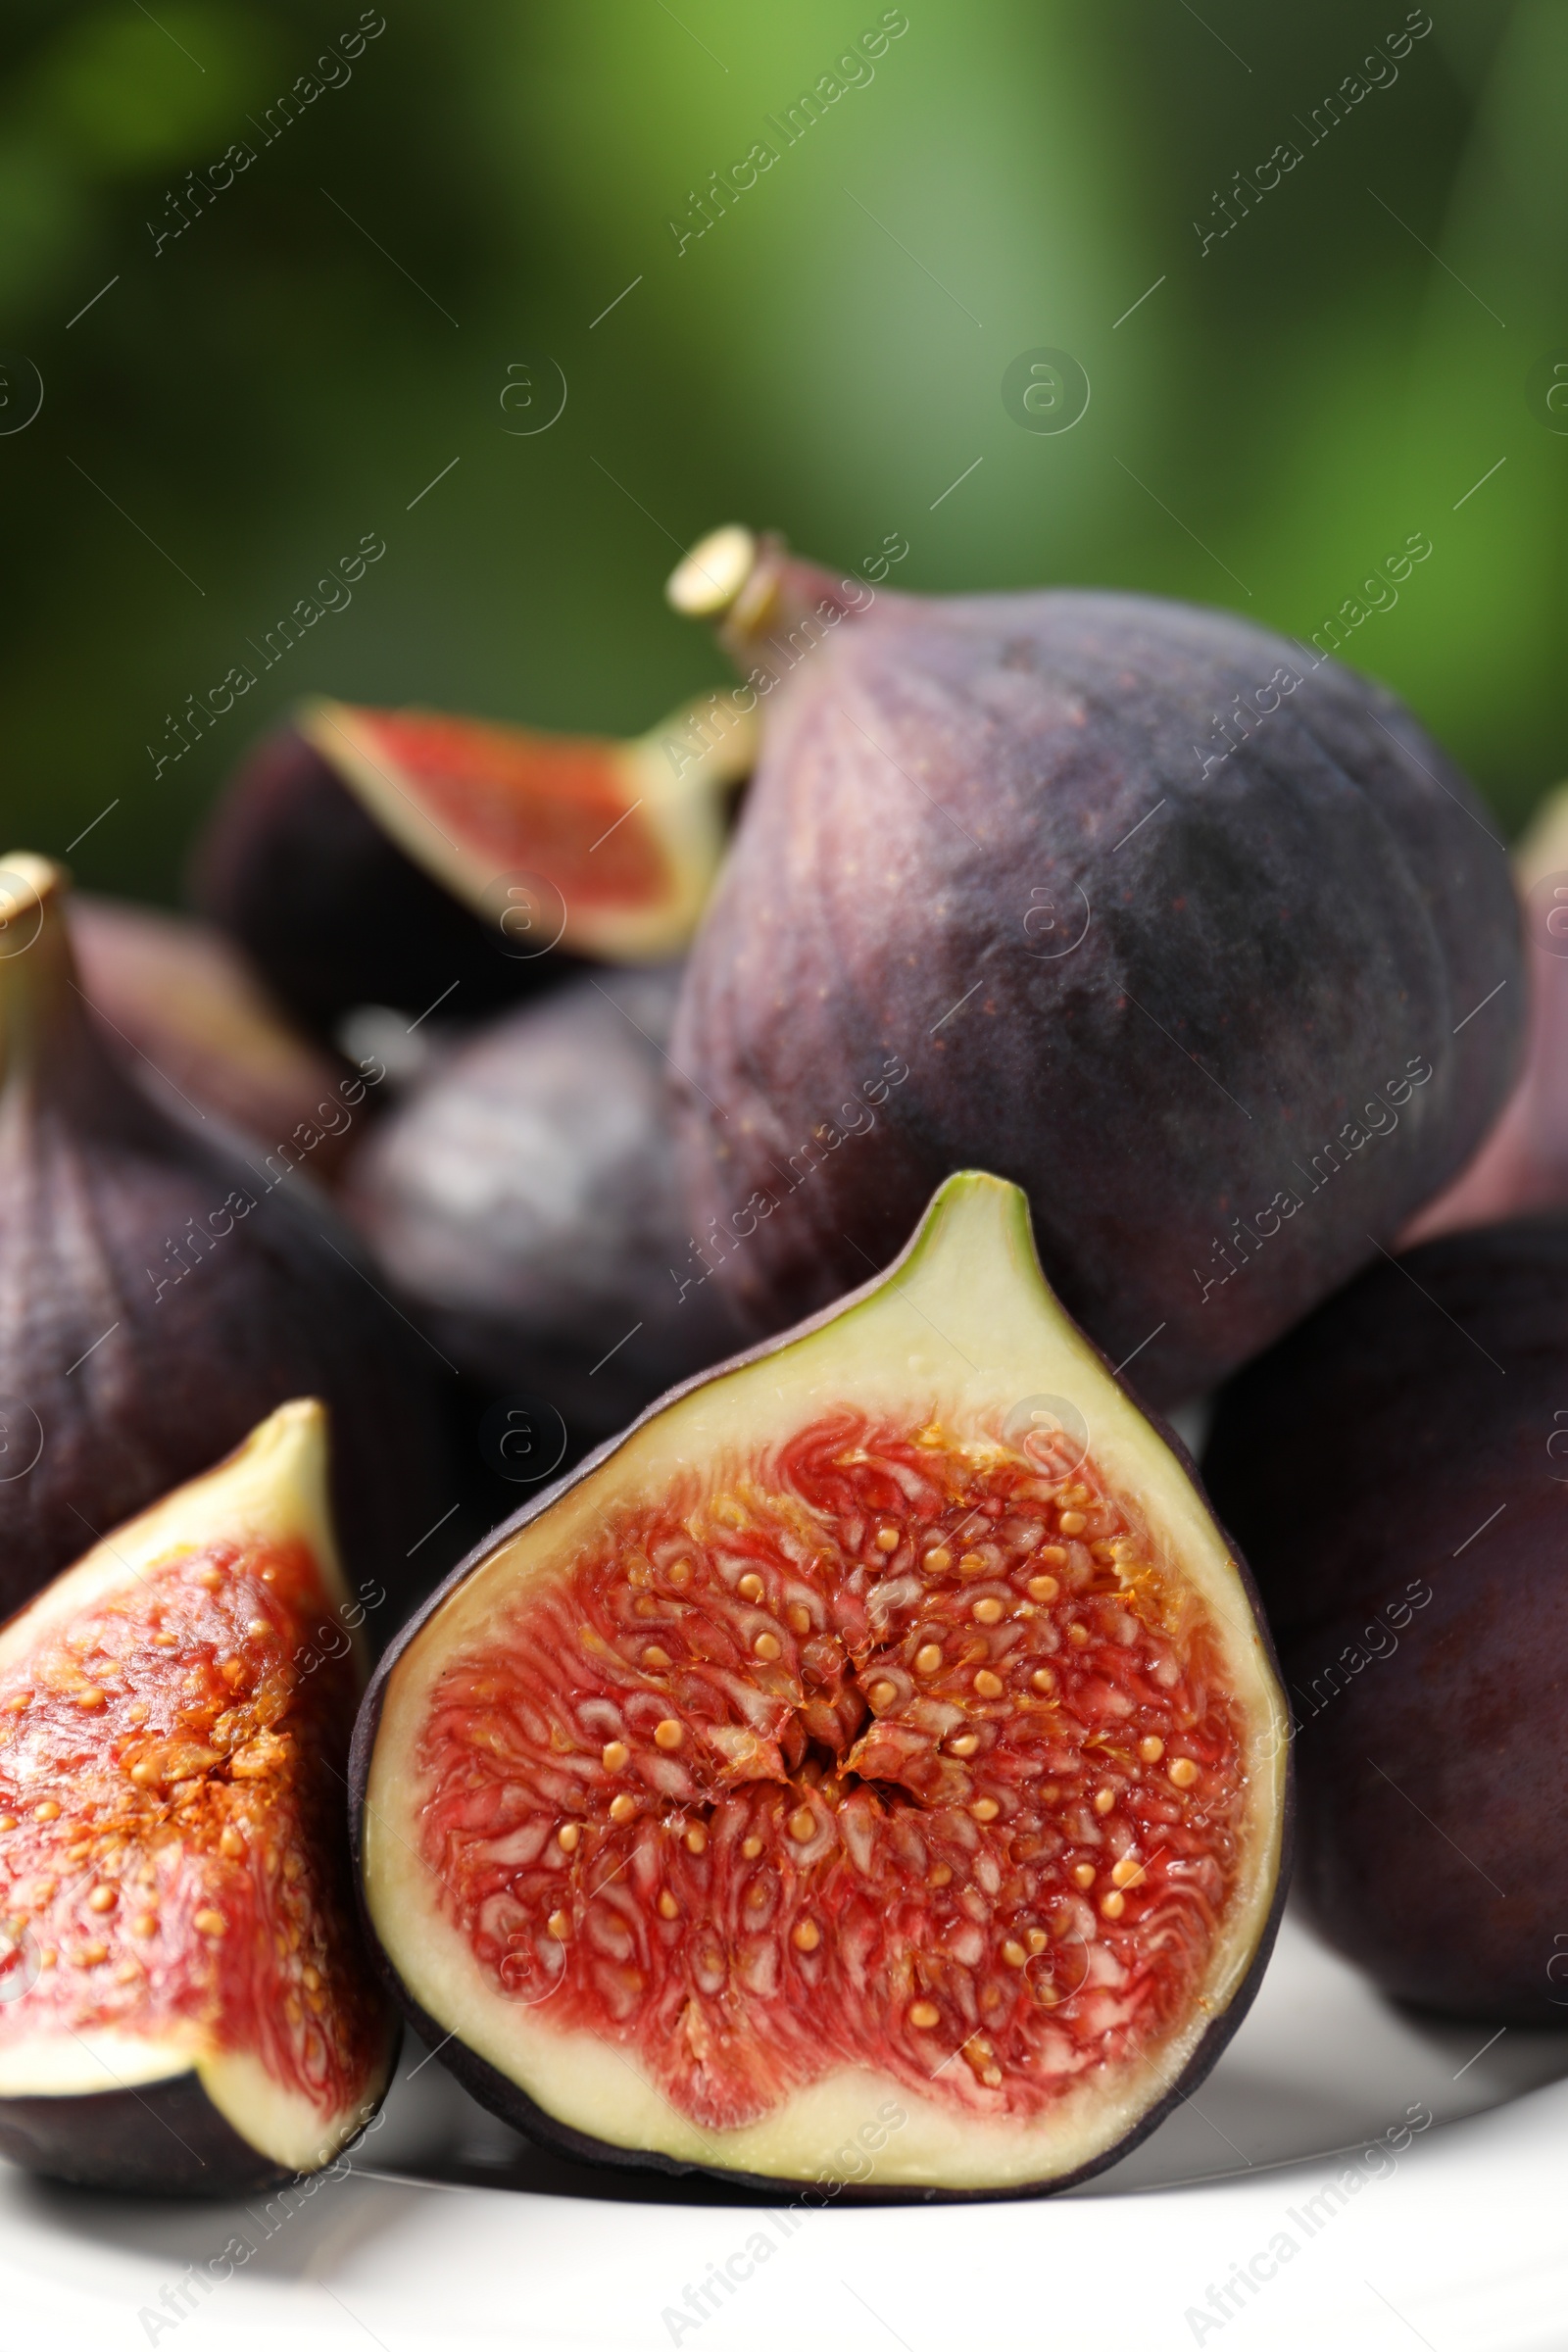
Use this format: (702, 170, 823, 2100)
(191, 693, 753, 1045)
(1402, 783, 1568, 1244)
(352, 1172, 1289, 2199)
(666, 526, 1523, 1404)
(0, 1403, 396, 2192)
(69, 894, 360, 1178)
(1203, 1216, 1568, 2024)
(341, 969, 747, 1445)
(189, 720, 562, 1042)
(0, 854, 448, 1623)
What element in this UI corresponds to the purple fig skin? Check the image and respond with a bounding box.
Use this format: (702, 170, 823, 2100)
(349, 1215, 1292, 2202)
(342, 969, 747, 1444)
(0, 2076, 300, 2197)
(1204, 1216, 1568, 2024)
(69, 894, 360, 1177)
(0, 858, 451, 1627)
(191, 725, 570, 1043)
(670, 561, 1522, 1404)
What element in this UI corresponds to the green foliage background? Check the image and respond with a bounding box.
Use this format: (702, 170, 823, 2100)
(0, 0, 1562, 902)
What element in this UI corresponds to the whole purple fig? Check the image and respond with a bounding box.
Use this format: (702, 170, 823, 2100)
(1204, 1216, 1568, 2024)
(665, 527, 1522, 1403)
(342, 968, 745, 1443)
(0, 855, 448, 1623)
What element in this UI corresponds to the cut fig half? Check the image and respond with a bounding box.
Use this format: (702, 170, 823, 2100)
(298, 692, 752, 965)
(0, 1401, 396, 2194)
(355, 1174, 1289, 2199)
(193, 689, 757, 1040)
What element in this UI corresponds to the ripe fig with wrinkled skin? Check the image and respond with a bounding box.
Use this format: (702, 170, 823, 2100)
(0, 1401, 396, 2194)
(353, 1173, 1289, 2200)
(1203, 1217, 1568, 2024)
(666, 526, 1523, 1404)
(0, 855, 448, 1623)
(342, 968, 747, 1446)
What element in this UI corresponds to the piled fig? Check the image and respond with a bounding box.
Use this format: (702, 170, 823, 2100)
(353, 1174, 1290, 2198)
(0, 855, 446, 1620)
(194, 692, 754, 1043)
(0, 1401, 395, 2192)
(19, 520, 1545, 2205)
(69, 894, 360, 1176)
(342, 968, 746, 1443)
(1204, 1217, 1568, 2025)
(664, 526, 1524, 1403)
(1403, 781, 1568, 1241)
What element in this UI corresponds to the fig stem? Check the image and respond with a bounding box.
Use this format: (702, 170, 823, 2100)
(666, 525, 870, 678)
(665, 525, 758, 620)
(0, 856, 74, 1087)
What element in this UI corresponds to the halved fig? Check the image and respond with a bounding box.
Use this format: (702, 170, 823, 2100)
(0, 1401, 396, 2194)
(193, 690, 755, 1041)
(354, 1173, 1288, 2198)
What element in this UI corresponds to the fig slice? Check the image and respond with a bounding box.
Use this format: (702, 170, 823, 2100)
(193, 689, 756, 1041)
(354, 1173, 1289, 2198)
(298, 692, 751, 964)
(0, 1400, 396, 2194)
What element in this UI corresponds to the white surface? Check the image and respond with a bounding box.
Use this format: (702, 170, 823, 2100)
(3, 1901, 1565, 2349)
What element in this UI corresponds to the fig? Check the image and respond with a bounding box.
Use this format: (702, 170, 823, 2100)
(353, 1171, 1289, 2198)
(1403, 783, 1568, 1243)
(665, 525, 1523, 1404)
(192, 691, 756, 1043)
(0, 1400, 395, 2193)
(342, 968, 746, 1445)
(1203, 1216, 1568, 2024)
(69, 894, 359, 1178)
(0, 854, 447, 1621)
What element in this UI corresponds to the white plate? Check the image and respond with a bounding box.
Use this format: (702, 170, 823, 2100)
(3, 1897, 1565, 2350)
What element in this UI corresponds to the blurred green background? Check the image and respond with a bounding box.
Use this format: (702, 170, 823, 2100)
(0, 0, 1562, 902)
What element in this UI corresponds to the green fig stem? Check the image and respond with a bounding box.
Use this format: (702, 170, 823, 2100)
(666, 524, 870, 680)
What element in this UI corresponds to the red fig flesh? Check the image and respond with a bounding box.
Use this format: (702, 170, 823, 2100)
(0, 1401, 395, 2192)
(666, 527, 1523, 1404)
(193, 692, 754, 1042)
(354, 1174, 1288, 2196)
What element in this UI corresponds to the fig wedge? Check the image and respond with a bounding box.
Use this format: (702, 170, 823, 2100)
(0, 1401, 395, 2193)
(353, 1173, 1288, 2199)
(193, 691, 755, 1042)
